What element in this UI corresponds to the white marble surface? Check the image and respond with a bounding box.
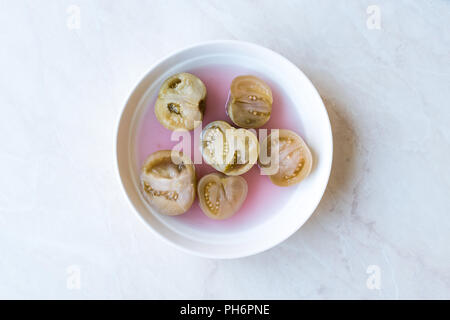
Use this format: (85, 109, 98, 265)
(0, 0, 449, 299)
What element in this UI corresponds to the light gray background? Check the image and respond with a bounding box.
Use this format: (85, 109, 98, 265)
(1, 0, 449, 299)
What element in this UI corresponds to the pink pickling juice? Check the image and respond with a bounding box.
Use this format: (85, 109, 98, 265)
(136, 64, 304, 229)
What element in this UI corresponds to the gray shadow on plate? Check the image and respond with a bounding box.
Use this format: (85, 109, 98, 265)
(194, 49, 362, 297)
(205, 96, 361, 299)
(190, 50, 364, 293)
(279, 96, 359, 241)
(238, 92, 359, 258)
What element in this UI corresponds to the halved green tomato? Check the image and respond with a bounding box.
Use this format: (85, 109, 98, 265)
(226, 75, 273, 128)
(155, 73, 206, 131)
(259, 129, 312, 187)
(198, 173, 248, 220)
(200, 120, 259, 175)
(140, 150, 196, 215)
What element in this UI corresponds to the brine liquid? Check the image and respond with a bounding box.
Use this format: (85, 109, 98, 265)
(136, 64, 303, 228)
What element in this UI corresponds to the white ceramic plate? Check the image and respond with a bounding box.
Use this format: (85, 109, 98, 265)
(116, 40, 332, 259)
